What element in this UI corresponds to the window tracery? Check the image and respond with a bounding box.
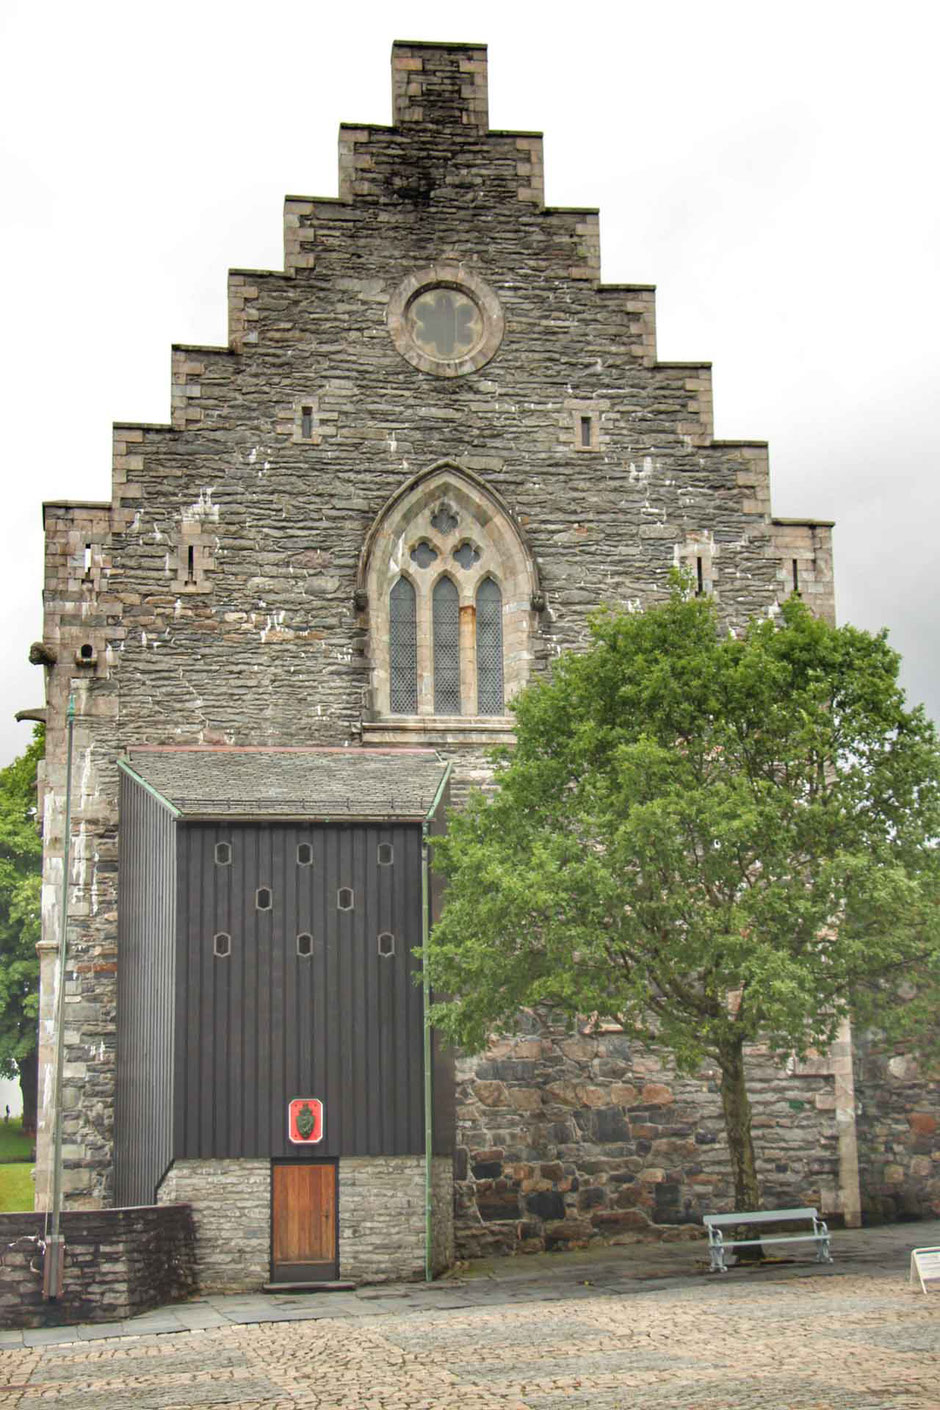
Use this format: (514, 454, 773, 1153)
(360, 463, 540, 731)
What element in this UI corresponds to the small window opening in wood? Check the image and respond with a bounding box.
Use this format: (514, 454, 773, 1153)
(792, 559, 800, 593)
(83, 544, 93, 575)
(377, 842, 394, 866)
(214, 841, 232, 865)
(337, 887, 354, 911)
(296, 932, 313, 957)
(79, 643, 94, 660)
(297, 842, 313, 866)
(301, 405, 314, 438)
(213, 932, 231, 958)
(696, 557, 704, 595)
(580, 415, 592, 448)
(377, 931, 395, 958)
(185, 544, 196, 584)
(256, 886, 273, 911)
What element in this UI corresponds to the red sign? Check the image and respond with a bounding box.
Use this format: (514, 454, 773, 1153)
(288, 1097, 324, 1144)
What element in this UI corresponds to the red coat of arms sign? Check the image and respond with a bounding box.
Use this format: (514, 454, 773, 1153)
(288, 1097, 324, 1144)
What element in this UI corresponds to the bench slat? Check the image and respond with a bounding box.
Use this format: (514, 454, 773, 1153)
(704, 1207, 818, 1228)
(720, 1234, 824, 1248)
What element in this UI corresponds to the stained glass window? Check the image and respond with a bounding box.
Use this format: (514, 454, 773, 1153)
(389, 576, 417, 713)
(476, 577, 504, 715)
(433, 576, 461, 714)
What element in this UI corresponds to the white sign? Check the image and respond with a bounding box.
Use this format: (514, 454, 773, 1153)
(909, 1246, 940, 1293)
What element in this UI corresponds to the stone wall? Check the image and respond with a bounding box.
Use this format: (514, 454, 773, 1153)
(159, 1156, 452, 1290)
(158, 1159, 271, 1293)
(0, 1204, 195, 1329)
(854, 1038, 940, 1222)
(339, 1155, 448, 1283)
(454, 1019, 848, 1258)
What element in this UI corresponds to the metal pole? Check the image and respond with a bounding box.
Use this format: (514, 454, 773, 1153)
(44, 693, 75, 1299)
(421, 819, 433, 1283)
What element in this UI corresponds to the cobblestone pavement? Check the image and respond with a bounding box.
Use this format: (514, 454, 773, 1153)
(1, 1265, 938, 1409)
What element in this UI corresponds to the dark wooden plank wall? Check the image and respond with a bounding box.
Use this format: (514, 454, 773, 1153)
(114, 772, 178, 1205)
(428, 787, 456, 1157)
(174, 822, 427, 1158)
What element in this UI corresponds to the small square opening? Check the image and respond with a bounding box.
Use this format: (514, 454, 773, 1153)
(337, 887, 354, 912)
(297, 843, 313, 866)
(215, 841, 232, 865)
(256, 887, 273, 911)
(213, 932, 231, 958)
(377, 932, 395, 958)
(296, 932, 313, 957)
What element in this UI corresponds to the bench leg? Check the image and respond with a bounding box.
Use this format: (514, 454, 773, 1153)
(708, 1239, 726, 1273)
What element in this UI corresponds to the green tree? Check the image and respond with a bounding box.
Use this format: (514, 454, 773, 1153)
(427, 591, 940, 1210)
(0, 728, 43, 1133)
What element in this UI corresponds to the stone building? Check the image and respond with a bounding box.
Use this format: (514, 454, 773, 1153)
(29, 40, 938, 1290)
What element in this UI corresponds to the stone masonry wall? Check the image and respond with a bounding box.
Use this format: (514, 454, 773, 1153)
(34, 41, 839, 1213)
(454, 1018, 846, 1258)
(0, 1205, 196, 1329)
(158, 1159, 271, 1293)
(854, 1037, 940, 1223)
(339, 1155, 450, 1283)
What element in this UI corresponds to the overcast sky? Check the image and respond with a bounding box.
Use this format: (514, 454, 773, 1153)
(1, 0, 936, 768)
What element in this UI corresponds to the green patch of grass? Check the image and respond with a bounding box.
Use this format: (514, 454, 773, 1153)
(0, 1162, 34, 1212)
(0, 1118, 33, 1163)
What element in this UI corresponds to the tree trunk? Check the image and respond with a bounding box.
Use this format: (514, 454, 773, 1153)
(717, 1035, 761, 1211)
(18, 1046, 37, 1137)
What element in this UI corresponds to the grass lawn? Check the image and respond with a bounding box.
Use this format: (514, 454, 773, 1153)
(0, 1162, 34, 1212)
(0, 1118, 33, 1163)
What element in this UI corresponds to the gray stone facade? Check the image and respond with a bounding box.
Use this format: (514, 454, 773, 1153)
(157, 1157, 450, 1290)
(31, 38, 937, 1261)
(339, 1155, 454, 1283)
(158, 1160, 272, 1293)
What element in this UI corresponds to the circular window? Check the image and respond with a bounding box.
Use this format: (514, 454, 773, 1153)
(387, 263, 504, 378)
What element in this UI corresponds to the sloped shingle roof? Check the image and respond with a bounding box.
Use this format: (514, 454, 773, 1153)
(123, 747, 449, 820)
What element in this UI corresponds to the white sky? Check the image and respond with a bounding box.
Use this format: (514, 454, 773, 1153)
(1, 0, 937, 767)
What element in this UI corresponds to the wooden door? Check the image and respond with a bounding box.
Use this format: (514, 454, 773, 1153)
(271, 1162, 337, 1282)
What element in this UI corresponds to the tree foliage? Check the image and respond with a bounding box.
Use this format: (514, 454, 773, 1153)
(427, 590, 940, 1206)
(0, 729, 43, 1125)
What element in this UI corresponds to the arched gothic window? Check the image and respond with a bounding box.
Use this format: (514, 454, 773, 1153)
(361, 463, 540, 732)
(432, 577, 461, 714)
(475, 577, 504, 714)
(389, 576, 417, 713)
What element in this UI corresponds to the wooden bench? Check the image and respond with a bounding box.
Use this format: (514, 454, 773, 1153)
(704, 1206, 833, 1273)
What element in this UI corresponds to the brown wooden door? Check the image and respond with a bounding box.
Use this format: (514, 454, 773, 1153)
(271, 1162, 337, 1282)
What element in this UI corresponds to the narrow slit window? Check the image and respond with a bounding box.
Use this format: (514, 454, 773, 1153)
(256, 887, 272, 911)
(792, 559, 800, 593)
(185, 544, 196, 584)
(297, 843, 313, 866)
(377, 842, 394, 866)
(301, 405, 314, 438)
(696, 557, 704, 596)
(213, 932, 231, 958)
(215, 841, 232, 866)
(580, 415, 592, 448)
(433, 576, 461, 715)
(377, 932, 395, 958)
(296, 932, 313, 957)
(337, 887, 354, 911)
(83, 544, 93, 575)
(79, 643, 94, 661)
(389, 576, 417, 714)
(476, 577, 504, 715)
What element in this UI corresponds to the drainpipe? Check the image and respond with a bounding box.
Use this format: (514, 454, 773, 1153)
(44, 693, 75, 1299)
(422, 762, 452, 1284)
(421, 820, 432, 1283)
